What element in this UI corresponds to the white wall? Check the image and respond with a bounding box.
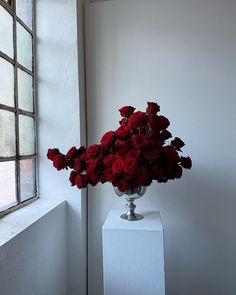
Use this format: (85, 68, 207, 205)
(37, 0, 86, 294)
(85, 0, 236, 294)
(0, 202, 67, 295)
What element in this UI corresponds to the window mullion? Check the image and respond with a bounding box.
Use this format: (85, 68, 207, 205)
(12, 0, 20, 204)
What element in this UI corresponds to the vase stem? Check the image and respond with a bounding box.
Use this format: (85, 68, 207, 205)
(120, 198, 143, 221)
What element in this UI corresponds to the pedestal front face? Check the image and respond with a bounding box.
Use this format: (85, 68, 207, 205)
(102, 210, 165, 295)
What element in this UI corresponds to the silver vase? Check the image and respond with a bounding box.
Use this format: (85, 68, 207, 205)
(114, 186, 147, 221)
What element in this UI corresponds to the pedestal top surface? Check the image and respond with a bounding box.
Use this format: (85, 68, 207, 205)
(103, 210, 163, 231)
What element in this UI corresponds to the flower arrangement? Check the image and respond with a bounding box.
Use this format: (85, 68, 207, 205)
(47, 102, 192, 192)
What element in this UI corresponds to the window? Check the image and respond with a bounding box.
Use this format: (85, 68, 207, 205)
(0, 0, 37, 216)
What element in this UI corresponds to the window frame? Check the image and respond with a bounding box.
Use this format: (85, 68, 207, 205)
(0, 0, 38, 218)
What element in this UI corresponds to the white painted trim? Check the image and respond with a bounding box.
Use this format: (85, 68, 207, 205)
(0, 198, 66, 247)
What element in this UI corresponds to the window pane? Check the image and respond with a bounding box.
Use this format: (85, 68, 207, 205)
(16, 0, 32, 29)
(0, 6, 14, 58)
(0, 109, 16, 157)
(18, 68, 33, 112)
(17, 22, 32, 70)
(19, 115, 34, 155)
(0, 161, 17, 211)
(0, 57, 14, 107)
(20, 158, 35, 201)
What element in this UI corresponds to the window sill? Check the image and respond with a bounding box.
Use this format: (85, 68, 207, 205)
(0, 198, 66, 247)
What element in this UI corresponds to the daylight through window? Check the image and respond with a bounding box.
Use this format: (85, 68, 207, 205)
(0, 0, 37, 216)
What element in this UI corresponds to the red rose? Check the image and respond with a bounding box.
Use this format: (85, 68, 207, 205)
(166, 163, 183, 180)
(123, 156, 138, 174)
(180, 156, 192, 169)
(148, 114, 159, 128)
(127, 149, 140, 159)
(69, 171, 78, 186)
(119, 118, 127, 126)
(53, 154, 67, 171)
(124, 172, 135, 181)
(103, 154, 115, 167)
(175, 165, 183, 178)
(116, 178, 129, 192)
(86, 158, 100, 174)
(162, 146, 179, 161)
(132, 134, 149, 149)
(111, 174, 120, 186)
(115, 139, 132, 150)
(128, 111, 146, 128)
(88, 174, 100, 186)
(115, 149, 128, 158)
(135, 166, 151, 186)
(146, 102, 160, 115)
(171, 137, 185, 151)
(73, 157, 85, 173)
(75, 174, 88, 189)
(157, 116, 170, 130)
(77, 146, 86, 155)
(119, 106, 135, 117)
(144, 147, 160, 160)
(66, 146, 77, 158)
(151, 162, 164, 180)
(112, 158, 124, 174)
(103, 168, 113, 181)
(86, 144, 101, 158)
(160, 130, 172, 140)
(149, 137, 163, 147)
(116, 126, 130, 140)
(47, 148, 60, 161)
(101, 131, 116, 146)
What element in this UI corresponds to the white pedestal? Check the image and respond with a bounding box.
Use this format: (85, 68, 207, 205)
(102, 210, 165, 295)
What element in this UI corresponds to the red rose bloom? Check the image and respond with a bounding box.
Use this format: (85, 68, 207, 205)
(103, 168, 113, 181)
(66, 146, 78, 159)
(112, 158, 124, 174)
(47, 148, 60, 161)
(128, 111, 146, 128)
(75, 174, 88, 189)
(180, 156, 192, 169)
(117, 178, 129, 192)
(69, 171, 78, 186)
(86, 144, 101, 158)
(74, 157, 85, 173)
(116, 126, 130, 140)
(160, 130, 172, 140)
(151, 162, 164, 180)
(157, 116, 170, 130)
(88, 174, 100, 186)
(162, 146, 179, 161)
(48, 101, 191, 190)
(53, 154, 67, 171)
(123, 156, 138, 174)
(77, 146, 86, 155)
(115, 139, 132, 150)
(146, 102, 160, 115)
(135, 166, 151, 186)
(132, 134, 149, 149)
(175, 165, 183, 179)
(171, 137, 185, 151)
(144, 147, 160, 160)
(148, 114, 159, 128)
(86, 158, 99, 174)
(101, 131, 116, 146)
(103, 154, 115, 167)
(119, 106, 135, 117)
(127, 148, 140, 159)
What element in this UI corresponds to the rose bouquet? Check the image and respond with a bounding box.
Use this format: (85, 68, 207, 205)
(47, 102, 192, 192)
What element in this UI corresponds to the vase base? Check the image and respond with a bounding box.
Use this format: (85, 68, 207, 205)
(120, 213, 143, 221)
